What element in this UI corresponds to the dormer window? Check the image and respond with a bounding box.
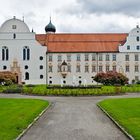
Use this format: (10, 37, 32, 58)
(12, 25, 16, 29)
(127, 45, 130, 50)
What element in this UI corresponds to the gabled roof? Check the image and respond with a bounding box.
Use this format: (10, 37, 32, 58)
(36, 33, 128, 53)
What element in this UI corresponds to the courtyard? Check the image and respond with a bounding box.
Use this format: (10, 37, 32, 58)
(0, 93, 139, 140)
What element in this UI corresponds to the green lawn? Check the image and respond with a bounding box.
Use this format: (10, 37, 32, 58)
(0, 98, 49, 140)
(98, 98, 140, 140)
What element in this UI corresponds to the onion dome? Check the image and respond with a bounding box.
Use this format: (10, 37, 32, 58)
(45, 18, 56, 33)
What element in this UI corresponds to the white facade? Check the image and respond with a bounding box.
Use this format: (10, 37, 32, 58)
(0, 17, 140, 85)
(119, 25, 140, 52)
(46, 26, 140, 85)
(0, 17, 47, 84)
(47, 51, 140, 85)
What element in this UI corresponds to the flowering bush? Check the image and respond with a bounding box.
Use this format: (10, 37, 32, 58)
(0, 71, 16, 85)
(94, 71, 128, 85)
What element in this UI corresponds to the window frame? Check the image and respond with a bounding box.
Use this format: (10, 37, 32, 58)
(2, 46, 9, 61)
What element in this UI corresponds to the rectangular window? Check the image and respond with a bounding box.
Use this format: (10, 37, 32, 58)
(135, 76, 139, 81)
(92, 65, 96, 72)
(112, 65, 116, 71)
(85, 65, 89, 72)
(58, 55, 62, 61)
(67, 55, 71, 62)
(76, 54, 81, 61)
(127, 45, 130, 50)
(136, 46, 140, 50)
(67, 65, 71, 72)
(125, 55, 129, 61)
(48, 55, 52, 61)
(106, 65, 110, 72)
(99, 66, 103, 72)
(57, 65, 61, 72)
(92, 54, 96, 61)
(112, 54, 116, 61)
(12, 25, 16, 29)
(85, 54, 89, 61)
(125, 65, 129, 72)
(76, 65, 80, 72)
(106, 54, 110, 61)
(135, 65, 139, 72)
(135, 54, 139, 61)
(99, 54, 103, 61)
(48, 65, 53, 72)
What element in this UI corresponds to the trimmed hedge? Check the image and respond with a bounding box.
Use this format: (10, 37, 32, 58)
(47, 85, 102, 89)
(0, 85, 118, 96)
(1, 84, 140, 96)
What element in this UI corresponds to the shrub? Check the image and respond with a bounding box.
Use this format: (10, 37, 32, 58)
(0, 71, 16, 85)
(94, 71, 128, 85)
(136, 81, 140, 84)
(3, 85, 23, 93)
(4, 79, 13, 86)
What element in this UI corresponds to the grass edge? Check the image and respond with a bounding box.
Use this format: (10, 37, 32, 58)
(97, 103, 135, 140)
(16, 101, 51, 140)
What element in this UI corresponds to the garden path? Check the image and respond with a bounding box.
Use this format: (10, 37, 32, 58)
(0, 93, 140, 140)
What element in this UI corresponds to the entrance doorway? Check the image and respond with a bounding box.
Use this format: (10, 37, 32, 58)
(11, 60, 22, 84)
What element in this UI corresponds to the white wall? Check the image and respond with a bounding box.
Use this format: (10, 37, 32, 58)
(47, 52, 140, 85)
(0, 33, 47, 85)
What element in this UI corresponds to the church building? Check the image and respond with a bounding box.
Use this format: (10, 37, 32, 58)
(0, 17, 46, 84)
(0, 17, 140, 85)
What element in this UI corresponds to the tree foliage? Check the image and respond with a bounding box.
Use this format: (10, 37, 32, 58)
(0, 71, 16, 85)
(94, 71, 128, 85)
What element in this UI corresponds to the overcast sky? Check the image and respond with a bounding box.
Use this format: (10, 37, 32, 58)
(0, 0, 140, 33)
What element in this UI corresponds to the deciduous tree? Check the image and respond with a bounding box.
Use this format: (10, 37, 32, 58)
(94, 71, 128, 85)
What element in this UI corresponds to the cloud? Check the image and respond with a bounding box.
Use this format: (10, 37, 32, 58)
(56, 13, 139, 33)
(0, 0, 139, 33)
(75, 0, 140, 17)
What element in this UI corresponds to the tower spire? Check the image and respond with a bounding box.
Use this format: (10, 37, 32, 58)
(22, 16, 24, 22)
(50, 16, 52, 23)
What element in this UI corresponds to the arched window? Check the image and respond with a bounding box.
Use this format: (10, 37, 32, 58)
(25, 72, 29, 80)
(13, 33, 16, 39)
(2, 46, 9, 61)
(23, 46, 30, 60)
(27, 48, 30, 60)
